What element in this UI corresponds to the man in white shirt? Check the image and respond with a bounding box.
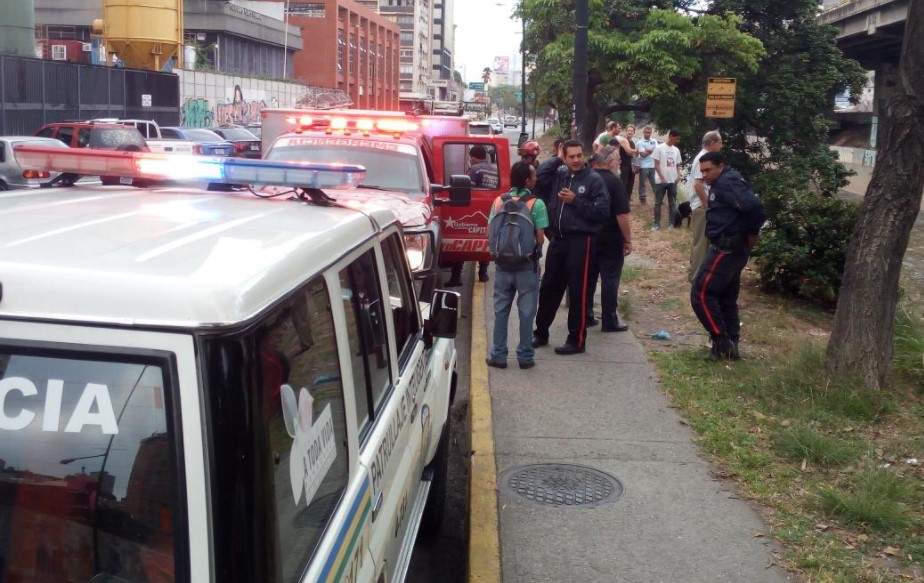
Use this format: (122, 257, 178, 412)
(634, 125, 659, 205)
(593, 120, 621, 152)
(651, 129, 682, 230)
(688, 130, 724, 281)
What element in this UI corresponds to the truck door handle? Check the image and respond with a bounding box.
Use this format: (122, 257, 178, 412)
(371, 491, 384, 522)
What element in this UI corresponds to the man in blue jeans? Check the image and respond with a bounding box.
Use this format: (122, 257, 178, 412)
(486, 162, 549, 369)
(651, 128, 682, 230)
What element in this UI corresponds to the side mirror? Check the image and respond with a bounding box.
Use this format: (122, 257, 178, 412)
(432, 174, 472, 207)
(423, 290, 461, 348)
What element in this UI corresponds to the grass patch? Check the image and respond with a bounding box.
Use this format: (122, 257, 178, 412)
(773, 426, 860, 467)
(620, 264, 644, 283)
(817, 470, 915, 531)
(618, 295, 634, 319)
(893, 302, 924, 385)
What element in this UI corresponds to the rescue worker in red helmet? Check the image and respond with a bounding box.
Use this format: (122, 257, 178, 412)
(518, 140, 541, 168)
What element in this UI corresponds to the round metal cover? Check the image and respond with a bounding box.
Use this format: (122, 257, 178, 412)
(499, 463, 624, 508)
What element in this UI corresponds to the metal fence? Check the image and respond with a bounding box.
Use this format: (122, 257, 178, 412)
(0, 55, 180, 136)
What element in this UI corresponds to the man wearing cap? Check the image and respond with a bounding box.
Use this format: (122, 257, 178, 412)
(519, 140, 541, 168)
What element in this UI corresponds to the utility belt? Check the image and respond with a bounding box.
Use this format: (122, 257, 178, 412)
(709, 233, 748, 253)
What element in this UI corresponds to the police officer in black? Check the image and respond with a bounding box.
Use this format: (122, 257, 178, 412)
(690, 151, 766, 360)
(533, 139, 610, 354)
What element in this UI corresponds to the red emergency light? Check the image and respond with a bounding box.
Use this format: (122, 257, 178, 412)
(285, 113, 420, 138)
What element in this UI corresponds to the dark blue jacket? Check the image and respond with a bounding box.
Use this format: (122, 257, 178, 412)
(546, 165, 610, 238)
(705, 166, 766, 240)
(534, 155, 565, 206)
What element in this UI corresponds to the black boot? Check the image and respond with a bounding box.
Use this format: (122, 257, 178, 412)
(705, 334, 735, 362)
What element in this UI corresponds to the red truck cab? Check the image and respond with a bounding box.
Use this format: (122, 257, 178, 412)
(261, 109, 510, 295)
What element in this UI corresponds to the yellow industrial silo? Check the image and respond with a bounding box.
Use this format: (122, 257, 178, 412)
(101, 0, 183, 71)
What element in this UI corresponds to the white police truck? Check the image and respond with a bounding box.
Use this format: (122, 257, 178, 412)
(0, 147, 461, 583)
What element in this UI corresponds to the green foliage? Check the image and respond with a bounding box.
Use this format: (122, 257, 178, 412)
(817, 470, 915, 531)
(773, 427, 859, 467)
(751, 171, 859, 305)
(893, 302, 924, 385)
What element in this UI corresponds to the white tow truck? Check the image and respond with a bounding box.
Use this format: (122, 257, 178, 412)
(0, 146, 461, 583)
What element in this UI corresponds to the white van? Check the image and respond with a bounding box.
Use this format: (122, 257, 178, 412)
(0, 147, 460, 583)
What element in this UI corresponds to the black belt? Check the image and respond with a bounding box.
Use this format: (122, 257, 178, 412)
(709, 233, 747, 252)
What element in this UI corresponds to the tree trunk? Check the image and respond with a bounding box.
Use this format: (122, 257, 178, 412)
(826, 0, 924, 389)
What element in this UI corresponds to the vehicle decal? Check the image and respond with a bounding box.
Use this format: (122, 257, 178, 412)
(441, 238, 490, 253)
(0, 377, 118, 434)
(443, 211, 488, 235)
(280, 386, 337, 506)
(275, 136, 417, 156)
(318, 476, 372, 583)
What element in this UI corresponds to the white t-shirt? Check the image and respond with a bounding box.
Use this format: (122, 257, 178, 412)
(688, 148, 710, 211)
(652, 143, 681, 184)
(594, 131, 612, 147)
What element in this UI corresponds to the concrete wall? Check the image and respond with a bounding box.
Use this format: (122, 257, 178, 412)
(176, 69, 307, 127)
(831, 145, 878, 167)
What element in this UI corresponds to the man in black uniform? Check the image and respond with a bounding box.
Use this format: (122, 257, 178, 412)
(690, 152, 766, 360)
(533, 140, 610, 355)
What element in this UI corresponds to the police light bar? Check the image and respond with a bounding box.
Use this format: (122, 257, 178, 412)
(14, 146, 366, 189)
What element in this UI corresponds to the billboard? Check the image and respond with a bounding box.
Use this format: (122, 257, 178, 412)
(493, 56, 509, 76)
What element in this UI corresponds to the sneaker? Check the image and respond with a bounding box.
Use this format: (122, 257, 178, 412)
(518, 361, 535, 369)
(485, 358, 507, 369)
(652, 224, 660, 231)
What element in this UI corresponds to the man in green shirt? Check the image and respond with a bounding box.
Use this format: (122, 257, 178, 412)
(486, 161, 550, 369)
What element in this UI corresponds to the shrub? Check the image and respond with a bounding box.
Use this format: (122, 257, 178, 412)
(751, 174, 859, 306)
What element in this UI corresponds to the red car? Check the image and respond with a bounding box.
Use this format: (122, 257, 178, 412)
(34, 121, 150, 185)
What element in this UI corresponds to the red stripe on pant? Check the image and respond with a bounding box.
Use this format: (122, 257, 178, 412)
(699, 251, 725, 336)
(579, 235, 591, 346)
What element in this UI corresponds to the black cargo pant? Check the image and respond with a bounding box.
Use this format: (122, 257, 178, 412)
(535, 234, 594, 348)
(690, 244, 749, 342)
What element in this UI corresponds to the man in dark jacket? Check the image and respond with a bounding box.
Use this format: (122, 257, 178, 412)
(533, 139, 611, 354)
(587, 146, 633, 332)
(534, 138, 565, 206)
(690, 151, 766, 361)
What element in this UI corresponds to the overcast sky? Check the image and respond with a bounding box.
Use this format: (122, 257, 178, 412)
(454, 1, 523, 84)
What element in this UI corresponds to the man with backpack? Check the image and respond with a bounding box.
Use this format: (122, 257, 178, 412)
(486, 161, 549, 369)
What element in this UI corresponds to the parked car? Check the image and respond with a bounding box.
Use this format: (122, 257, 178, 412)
(34, 121, 150, 151)
(487, 117, 503, 134)
(209, 126, 262, 158)
(34, 122, 150, 186)
(503, 115, 518, 128)
(160, 127, 235, 156)
(0, 136, 68, 190)
(245, 122, 262, 139)
(468, 120, 494, 136)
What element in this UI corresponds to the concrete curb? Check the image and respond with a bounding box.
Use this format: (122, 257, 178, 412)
(467, 276, 502, 583)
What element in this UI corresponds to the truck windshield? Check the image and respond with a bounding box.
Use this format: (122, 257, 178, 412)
(267, 143, 426, 196)
(0, 345, 180, 583)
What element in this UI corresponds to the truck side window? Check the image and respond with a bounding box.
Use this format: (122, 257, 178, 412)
(256, 278, 350, 583)
(445, 142, 499, 189)
(0, 345, 180, 583)
(382, 234, 421, 363)
(57, 127, 74, 147)
(340, 250, 392, 434)
(77, 128, 91, 147)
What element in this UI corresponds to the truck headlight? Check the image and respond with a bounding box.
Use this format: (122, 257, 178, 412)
(404, 233, 433, 272)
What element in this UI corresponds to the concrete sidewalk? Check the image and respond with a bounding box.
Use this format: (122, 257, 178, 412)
(469, 267, 796, 583)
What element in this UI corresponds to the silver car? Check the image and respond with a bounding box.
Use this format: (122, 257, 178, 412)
(0, 136, 67, 190)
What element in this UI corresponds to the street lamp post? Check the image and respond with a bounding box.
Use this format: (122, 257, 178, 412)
(519, 15, 527, 144)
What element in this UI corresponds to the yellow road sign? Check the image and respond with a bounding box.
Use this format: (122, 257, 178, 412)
(706, 77, 736, 118)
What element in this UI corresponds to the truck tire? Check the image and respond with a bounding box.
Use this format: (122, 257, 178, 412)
(419, 412, 451, 537)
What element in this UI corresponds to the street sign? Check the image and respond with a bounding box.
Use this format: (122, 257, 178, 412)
(514, 91, 522, 101)
(468, 82, 485, 91)
(706, 77, 736, 118)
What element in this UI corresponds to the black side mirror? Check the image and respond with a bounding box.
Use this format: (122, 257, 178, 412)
(423, 290, 461, 348)
(432, 174, 472, 207)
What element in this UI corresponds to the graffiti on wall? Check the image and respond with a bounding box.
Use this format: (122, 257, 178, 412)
(181, 85, 280, 128)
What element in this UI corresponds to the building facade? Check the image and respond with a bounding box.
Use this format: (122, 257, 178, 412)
(32, 0, 302, 78)
(431, 0, 455, 100)
(287, 0, 400, 110)
(356, 0, 435, 95)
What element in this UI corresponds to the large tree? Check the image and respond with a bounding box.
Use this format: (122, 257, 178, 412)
(519, 0, 764, 148)
(826, 0, 924, 389)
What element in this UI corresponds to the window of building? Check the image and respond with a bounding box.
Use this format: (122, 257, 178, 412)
(51, 45, 67, 60)
(337, 30, 345, 71)
(400, 31, 413, 44)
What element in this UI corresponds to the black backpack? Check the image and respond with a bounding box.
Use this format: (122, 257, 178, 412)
(488, 192, 537, 272)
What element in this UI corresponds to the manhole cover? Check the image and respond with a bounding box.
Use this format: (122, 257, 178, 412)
(499, 463, 624, 508)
